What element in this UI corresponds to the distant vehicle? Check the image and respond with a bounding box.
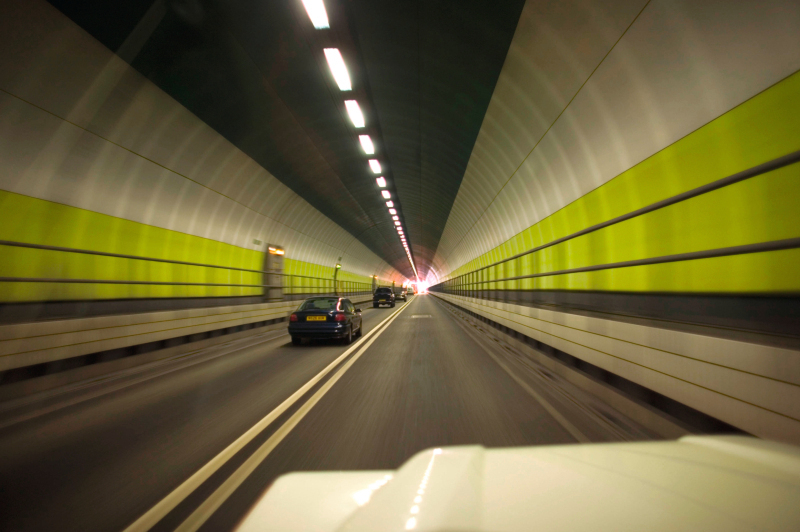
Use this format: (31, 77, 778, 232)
(394, 286, 408, 301)
(406, 286, 415, 296)
(288, 297, 362, 345)
(373, 287, 395, 308)
(236, 436, 800, 532)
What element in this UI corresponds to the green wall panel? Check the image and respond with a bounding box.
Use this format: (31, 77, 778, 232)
(0, 191, 378, 302)
(444, 69, 800, 295)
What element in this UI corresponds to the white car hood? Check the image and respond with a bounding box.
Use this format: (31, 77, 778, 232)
(236, 436, 800, 531)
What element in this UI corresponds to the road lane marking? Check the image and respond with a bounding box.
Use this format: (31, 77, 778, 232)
(122, 300, 412, 532)
(174, 298, 415, 532)
(1, 307, 386, 428)
(440, 299, 590, 443)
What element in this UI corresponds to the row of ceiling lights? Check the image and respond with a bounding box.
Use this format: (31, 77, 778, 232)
(301, 0, 418, 281)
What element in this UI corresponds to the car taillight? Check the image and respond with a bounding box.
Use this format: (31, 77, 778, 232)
(334, 313, 347, 322)
(290, 313, 298, 322)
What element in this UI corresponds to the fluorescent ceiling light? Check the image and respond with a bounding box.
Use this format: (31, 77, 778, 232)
(392, 215, 399, 221)
(359, 135, 375, 154)
(389, 208, 396, 214)
(301, 0, 329, 29)
(376, 177, 386, 188)
(324, 49, 351, 91)
(369, 159, 382, 173)
(386, 201, 394, 207)
(382, 190, 391, 199)
(395, 221, 401, 226)
(344, 100, 365, 127)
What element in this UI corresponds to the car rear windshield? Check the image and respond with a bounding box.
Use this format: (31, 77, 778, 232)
(298, 298, 339, 311)
(375, 288, 392, 294)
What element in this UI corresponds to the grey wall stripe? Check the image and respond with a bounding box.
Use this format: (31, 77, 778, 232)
(0, 240, 267, 274)
(0, 278, 272, 288)
(453, 237, 800, 285)
(0, 241, 372, 282)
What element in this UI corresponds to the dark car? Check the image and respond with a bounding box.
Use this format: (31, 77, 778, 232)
(394, 287, 408, 301)
(288, 297, 363, 345)
(373, 287, 395, 308)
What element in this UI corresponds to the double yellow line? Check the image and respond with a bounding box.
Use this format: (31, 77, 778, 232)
(124, 299, 415, 532)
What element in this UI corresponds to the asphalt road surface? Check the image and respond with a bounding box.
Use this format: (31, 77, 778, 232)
(0, 295, 656, 531)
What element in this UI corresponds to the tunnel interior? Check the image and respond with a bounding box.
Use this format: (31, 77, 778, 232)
(1, 0, 800, 530)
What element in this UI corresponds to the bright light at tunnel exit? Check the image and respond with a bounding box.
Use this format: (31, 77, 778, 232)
(323, 49, 351, 91)
(301, 0, 329, 29)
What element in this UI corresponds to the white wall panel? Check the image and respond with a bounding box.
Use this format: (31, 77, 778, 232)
(435, 0, 800, 276)
(0, 0, 399, 280)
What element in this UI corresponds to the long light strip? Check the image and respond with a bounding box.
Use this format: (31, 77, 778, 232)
(324, 49, 352, 91)
(318, 30, 416, 279)
(344, 100, 365, 127)
(301, 0, 329, 29)
(359, 135, 375, 154)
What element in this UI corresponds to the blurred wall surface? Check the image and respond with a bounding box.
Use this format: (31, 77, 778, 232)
(431, 0, 800, 442)
(0, 0, 400, 311)
(436, 0, 800, 283)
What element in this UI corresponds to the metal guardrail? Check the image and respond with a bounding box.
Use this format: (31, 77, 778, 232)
(434, 150, 800, 296)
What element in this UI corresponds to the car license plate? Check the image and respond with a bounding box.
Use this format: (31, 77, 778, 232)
(306, 316, 326, 321)
(380, 299, 387, 302)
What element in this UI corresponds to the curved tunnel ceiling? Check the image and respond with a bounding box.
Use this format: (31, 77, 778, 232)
(48, 0, 526, 280)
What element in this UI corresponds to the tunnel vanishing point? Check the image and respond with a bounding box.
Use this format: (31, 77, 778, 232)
(1, 0, 800, 488)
